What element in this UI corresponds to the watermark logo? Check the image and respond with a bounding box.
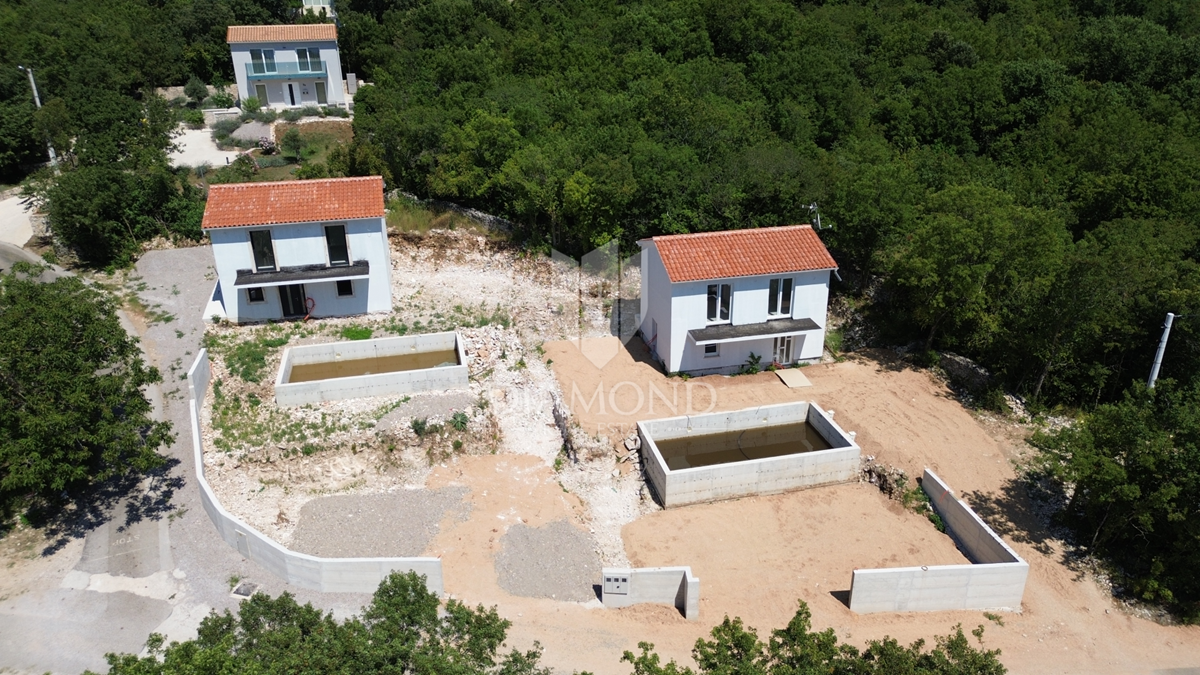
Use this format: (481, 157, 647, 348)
(550, 240, 640, 371)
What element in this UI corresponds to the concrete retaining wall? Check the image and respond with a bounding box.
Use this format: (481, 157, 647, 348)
(600, 566, 699, 620)
(637, 402, 860, 508)
(847, 469, 1028, 613)
(274, 332, 468, 406)
(188, 350, 444, 595)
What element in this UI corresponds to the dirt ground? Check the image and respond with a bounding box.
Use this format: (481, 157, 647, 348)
(528, 340, 1200, 674)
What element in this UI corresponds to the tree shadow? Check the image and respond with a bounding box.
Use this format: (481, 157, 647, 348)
(25, 456, 183, 556)
(962, 471, 1068, 561)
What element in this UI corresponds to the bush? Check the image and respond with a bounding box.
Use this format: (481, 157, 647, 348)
(256, 108, 278, 123)
(450, 411, 469, 432)
(280, 127, 304, 159)
(321, 105, 349, 118)
(242, 96, 261, 113)
(207, 154, 258, 184)
(184, 76, 208, 105)
(301, 105, 322, 117)
(295, 162, 330, 179)
(255, 155, 288, 168)
(209, 90, 235, 108)
(180, 108, 205, 128)
(211, 118, 242, 141)
(194, 163, 210, 178)
(258, 137, 277, 155)
(224, 335, 290, 383)
(282, 108, 303, 122)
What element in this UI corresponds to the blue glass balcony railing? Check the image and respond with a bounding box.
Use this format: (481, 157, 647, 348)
(245, 62, 327, 80)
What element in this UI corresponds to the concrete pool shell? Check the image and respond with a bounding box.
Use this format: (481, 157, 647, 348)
(637, 401, 861, 508)
(274, 331, 469, 406)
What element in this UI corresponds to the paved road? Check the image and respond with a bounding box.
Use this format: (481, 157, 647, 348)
(0, 246, 370, 674)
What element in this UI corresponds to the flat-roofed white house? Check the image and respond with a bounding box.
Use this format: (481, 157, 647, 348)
(638, 225, 838, 375)
(227, 24, 346, 109)
(202, 176, 392, 323)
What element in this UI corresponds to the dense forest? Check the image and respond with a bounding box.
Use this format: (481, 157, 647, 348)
(1, 0, 1199, 616)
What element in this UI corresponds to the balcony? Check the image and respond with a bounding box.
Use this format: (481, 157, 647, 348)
(245, 61, 327, 81)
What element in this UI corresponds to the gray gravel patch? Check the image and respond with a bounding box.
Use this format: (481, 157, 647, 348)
(231, 121, 271, 142)
(377, 391, 478, 430)
(495, 519, 601, 602)
(290, 487, 469, 558)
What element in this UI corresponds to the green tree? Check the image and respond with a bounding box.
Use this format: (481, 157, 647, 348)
(184, 75, 209, 106)
(624, 601, 1005, 675)
(0, 263, 172, 517)
(1032, 380, 1200, 617)
(92, 571, 552, 675)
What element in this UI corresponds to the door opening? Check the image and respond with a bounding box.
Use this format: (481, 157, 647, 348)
(315, 81, 327, 105)
(279, 284, 307, 318)
(772, 335, 794, 364)
(254, 84, 268, 104)
(287, 83, 296, 106)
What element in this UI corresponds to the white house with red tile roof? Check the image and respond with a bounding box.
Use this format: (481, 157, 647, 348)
(227, 24, 345, 109)
(638, 225, 838, 375)
(202, 176, 391, 323)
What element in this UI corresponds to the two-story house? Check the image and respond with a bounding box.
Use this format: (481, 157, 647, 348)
(202, 176, 392, 323)
(638, 225, 838, 375)
(227, 24, 346, 109)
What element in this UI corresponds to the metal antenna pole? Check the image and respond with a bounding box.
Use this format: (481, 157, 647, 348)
(18, 65, 58, 168)
(1147, 312, 1176, 389)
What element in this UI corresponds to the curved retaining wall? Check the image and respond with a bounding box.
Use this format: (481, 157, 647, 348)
(847, 469, 1028, 613)
(187, 350, 444, 595)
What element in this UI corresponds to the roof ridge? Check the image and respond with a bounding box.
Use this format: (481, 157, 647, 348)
(652, 224, 813, 242)
(208, 176, 379, 190)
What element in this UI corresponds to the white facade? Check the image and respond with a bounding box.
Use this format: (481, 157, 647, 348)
(209, 217, 391, 323)
(229, 39, 345, 109)
(639, 241, 832, 375)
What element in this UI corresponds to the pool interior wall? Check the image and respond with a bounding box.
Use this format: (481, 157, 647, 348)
(275, 332, 469, 406)
(638, 401, 860, 508)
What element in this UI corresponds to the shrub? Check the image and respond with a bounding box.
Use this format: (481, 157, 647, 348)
(301, 105, 322, 117)
(194, 163, 210, 178)
(281, 127, 304, 159)
(295, 162, 329, 179)
(321, 105, 349, 118)
(184, 76, 209, 105)
(224, 335, 290, 383)
(180, 108, 205, 128)
(450, 411, 469, 431)
(211, 118, 242, 140)
(258, 137, 277, 154)
(207, 154, 258, 184)
(255, 155, 289, 168)
(209, 90, 235, 108)
(256, 108, 277, 123)
(242, 96, 261, 113)
(340, 325, 373, 340)
(740, 352, 763, 375)
(282, 108, 303, 123)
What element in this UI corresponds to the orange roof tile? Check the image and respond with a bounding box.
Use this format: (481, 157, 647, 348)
(651, 225, 837, 283)
(202, 177, 385, 229)
(226, 24, 337, 43)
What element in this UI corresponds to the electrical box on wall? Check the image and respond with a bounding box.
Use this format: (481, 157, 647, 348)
(603, 571, 630, 595)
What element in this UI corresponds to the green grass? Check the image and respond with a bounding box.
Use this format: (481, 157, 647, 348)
(223, 335, 290, 383)
(825, 326, 844, 354)
(340, 325, 373, 340)
(386, 197, 484, 235)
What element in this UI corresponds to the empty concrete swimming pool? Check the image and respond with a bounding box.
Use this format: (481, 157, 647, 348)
(275, 332, 468, 405)
(637, 401, 860, 507)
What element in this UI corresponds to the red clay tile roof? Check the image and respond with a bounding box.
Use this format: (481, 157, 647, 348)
(651, 225, 837, 283)
(226, 24, 337, 43)
(202, 177, 385, 229)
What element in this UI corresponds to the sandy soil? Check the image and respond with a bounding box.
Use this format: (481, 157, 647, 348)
(529, 342, 1200, 674)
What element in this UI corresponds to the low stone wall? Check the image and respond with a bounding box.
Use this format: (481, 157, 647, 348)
(637, 402, 861, 508)
(600, 566, 699, 620)
(188, 350, 444, 595)
(847, 469, 1028, 613)
(274, 332, 468, 406)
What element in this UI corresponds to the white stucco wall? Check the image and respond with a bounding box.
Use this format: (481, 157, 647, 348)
(207, 216, 391, 323)
(230, 39, 345, 108)
(639, 242, 832, 374)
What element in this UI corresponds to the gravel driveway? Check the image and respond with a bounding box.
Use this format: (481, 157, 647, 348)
(169, 126, 241, 167)
(495, 520, 601, 602)
(290, 487, 470, 558)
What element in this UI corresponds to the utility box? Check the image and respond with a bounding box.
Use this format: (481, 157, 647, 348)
(603, 570, 630, 595)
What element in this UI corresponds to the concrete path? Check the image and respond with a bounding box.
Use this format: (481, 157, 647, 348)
(0, 195, 34, 247)
(0, 245, 372, 674)
(169, 126, 242, 168)
(0, 242, 65, 280)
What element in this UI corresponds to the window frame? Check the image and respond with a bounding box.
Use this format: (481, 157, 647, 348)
(296, 48, 310, 71)
(767, 277, 794, 318)
(703, 343, 719, 358)
(250, 49, 265, 75)
(263, 49, 276, 73)
(324, 223, 350, 266)
(336, 279, 354, 297)
(308, 48, 322, 72)
(246, 287, 266, 304)
(706, 283, 732, 324)
(249, 230, 276, 272)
